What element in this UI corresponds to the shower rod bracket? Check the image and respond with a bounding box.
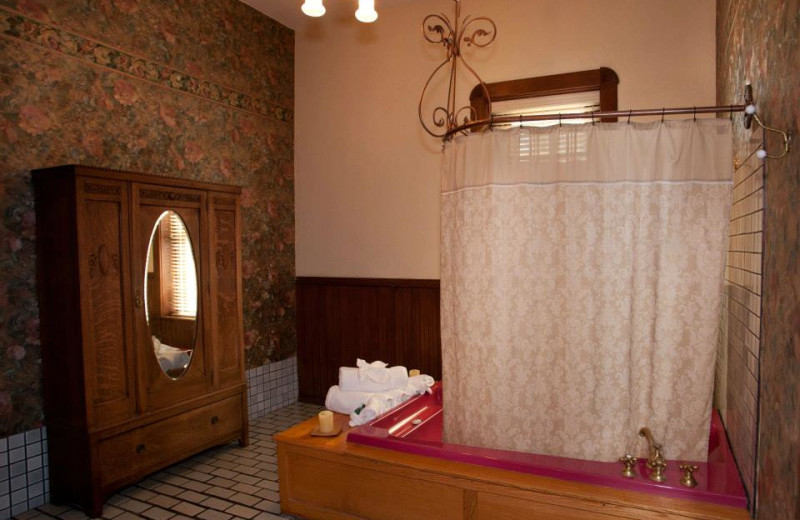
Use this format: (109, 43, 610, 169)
(418, 0, 496, 139)
(743, 82, 792, 160)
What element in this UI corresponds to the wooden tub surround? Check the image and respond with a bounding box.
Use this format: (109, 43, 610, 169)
(276, 415, 750, 520)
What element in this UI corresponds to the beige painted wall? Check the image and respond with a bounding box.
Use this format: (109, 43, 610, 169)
(294, 0, 717, 279)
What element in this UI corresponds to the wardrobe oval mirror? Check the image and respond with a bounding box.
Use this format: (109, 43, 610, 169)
(144, 210, 198, 379)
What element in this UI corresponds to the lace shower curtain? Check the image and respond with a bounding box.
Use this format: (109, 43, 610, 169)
(440, 120, 732, 462)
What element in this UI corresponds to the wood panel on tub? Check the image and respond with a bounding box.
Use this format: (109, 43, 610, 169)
(295, 277, 441, 404)
(276, 415, 750, 520)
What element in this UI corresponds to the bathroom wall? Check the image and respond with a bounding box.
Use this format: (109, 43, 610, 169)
(715, 130, 764, 502)
(0, 0, 295, 438)
(716, 1, 799, 519)
(293, 0, 717, 279)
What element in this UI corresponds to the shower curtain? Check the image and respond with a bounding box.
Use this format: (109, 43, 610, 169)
(440, 119, 732, 462)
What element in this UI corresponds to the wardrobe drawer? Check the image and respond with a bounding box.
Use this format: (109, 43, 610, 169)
(98, 396, 243, 485)
(209, 395, 245, 438)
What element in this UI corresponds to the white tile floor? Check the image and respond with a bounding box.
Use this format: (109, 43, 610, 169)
(13, 402, 323, 520)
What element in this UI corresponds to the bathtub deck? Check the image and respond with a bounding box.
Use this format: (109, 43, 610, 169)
(275, 414, 750, 520)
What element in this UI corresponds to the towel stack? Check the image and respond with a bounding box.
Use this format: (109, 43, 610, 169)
(324, 359, 435, 427)
(152, 336, 192, 372)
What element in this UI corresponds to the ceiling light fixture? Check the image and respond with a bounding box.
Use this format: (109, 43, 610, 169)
(301, 0, 377, 23)
(355, 0, 378, 23)
(300, 0, 325, 17)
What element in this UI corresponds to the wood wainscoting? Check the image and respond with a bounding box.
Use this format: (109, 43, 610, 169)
(295, 277, 441, 404)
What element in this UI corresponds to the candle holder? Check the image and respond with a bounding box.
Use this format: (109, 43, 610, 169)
(311, 410, 342, 437)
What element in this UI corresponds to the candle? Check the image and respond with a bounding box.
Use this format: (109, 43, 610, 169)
(318, 411, 334, 433)
(409, 369, 420, 377)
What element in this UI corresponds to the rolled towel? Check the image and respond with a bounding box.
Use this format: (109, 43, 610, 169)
(325, 385, 373, 415)
(340, 363, 409, 392)
(347, 388, 414, 427)
(403, 374, 435, 396)
(349, 394, 389, 426)
(326, 386, 411, 415)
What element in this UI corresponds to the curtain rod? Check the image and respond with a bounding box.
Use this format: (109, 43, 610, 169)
(417, 4, 790, 158)
(445, 104, 747, 139)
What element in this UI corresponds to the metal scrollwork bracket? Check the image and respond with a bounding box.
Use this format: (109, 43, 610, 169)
(743, 83, 792, 160)
(419, 0, 496, 140)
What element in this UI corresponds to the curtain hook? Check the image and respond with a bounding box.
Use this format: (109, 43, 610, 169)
(591, 111, 595, 126)
(559, 113, 562, 127)
(627, 109, 632, 125)
(519, 113, 523, 127)
(730, 105, 734, 122)
(661, 108, 666, 123)
(693, 106, 697, 122)
(489, 113, 495, 131)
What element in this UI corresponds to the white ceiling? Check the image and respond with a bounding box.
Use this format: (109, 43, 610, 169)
(241, 0, 420, 30)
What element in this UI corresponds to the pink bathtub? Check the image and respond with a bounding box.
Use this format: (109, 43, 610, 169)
(347, 383, 747, 510)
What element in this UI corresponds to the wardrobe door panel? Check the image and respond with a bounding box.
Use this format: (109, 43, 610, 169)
(133, 185, 210, 411)
(76, 178, 136, 429)
(210, 195, 244, 388)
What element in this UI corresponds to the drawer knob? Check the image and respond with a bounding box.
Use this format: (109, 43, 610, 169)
(211, 416, 220, 425)
(136, 444, 146, 454)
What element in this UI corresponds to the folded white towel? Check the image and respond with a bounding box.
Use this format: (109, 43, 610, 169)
(356, 358, 394, 387)
(339, 362, 408, 392)
(357, 358, 388, 378)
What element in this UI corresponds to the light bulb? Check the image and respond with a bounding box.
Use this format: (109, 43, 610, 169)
(355, 0, 378, 22)
(301, 0, 325, 17)
(745, 104, 757, 115)
(756, 149, 767, 160)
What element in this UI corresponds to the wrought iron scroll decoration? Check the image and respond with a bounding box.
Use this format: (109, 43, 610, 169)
(418, 2, 791, 159)
(418, 0, 496, 139)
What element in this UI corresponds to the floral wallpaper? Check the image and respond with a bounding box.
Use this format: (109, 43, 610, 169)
(717, 1, 799, 519)
(0, 0, 295, 436)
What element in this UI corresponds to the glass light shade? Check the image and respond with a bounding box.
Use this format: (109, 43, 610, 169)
(301, 0, 325, 17)
(355, 0, 378, 23)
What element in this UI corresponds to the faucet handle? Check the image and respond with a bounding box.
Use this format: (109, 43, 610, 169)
(679, 464, 699, 488)
(619, 454, 637, 478)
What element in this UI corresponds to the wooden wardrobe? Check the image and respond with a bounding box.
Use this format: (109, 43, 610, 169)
(33, 165, 248, 517)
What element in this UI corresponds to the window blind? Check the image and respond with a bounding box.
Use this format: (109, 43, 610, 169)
(492, 91, 600, 161)
(168, 213, 197, 317)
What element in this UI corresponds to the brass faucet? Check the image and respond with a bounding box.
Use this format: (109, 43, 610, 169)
(639, 427, 667, 482)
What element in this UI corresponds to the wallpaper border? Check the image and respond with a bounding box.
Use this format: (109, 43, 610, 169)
(0, 7, 293, 124)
